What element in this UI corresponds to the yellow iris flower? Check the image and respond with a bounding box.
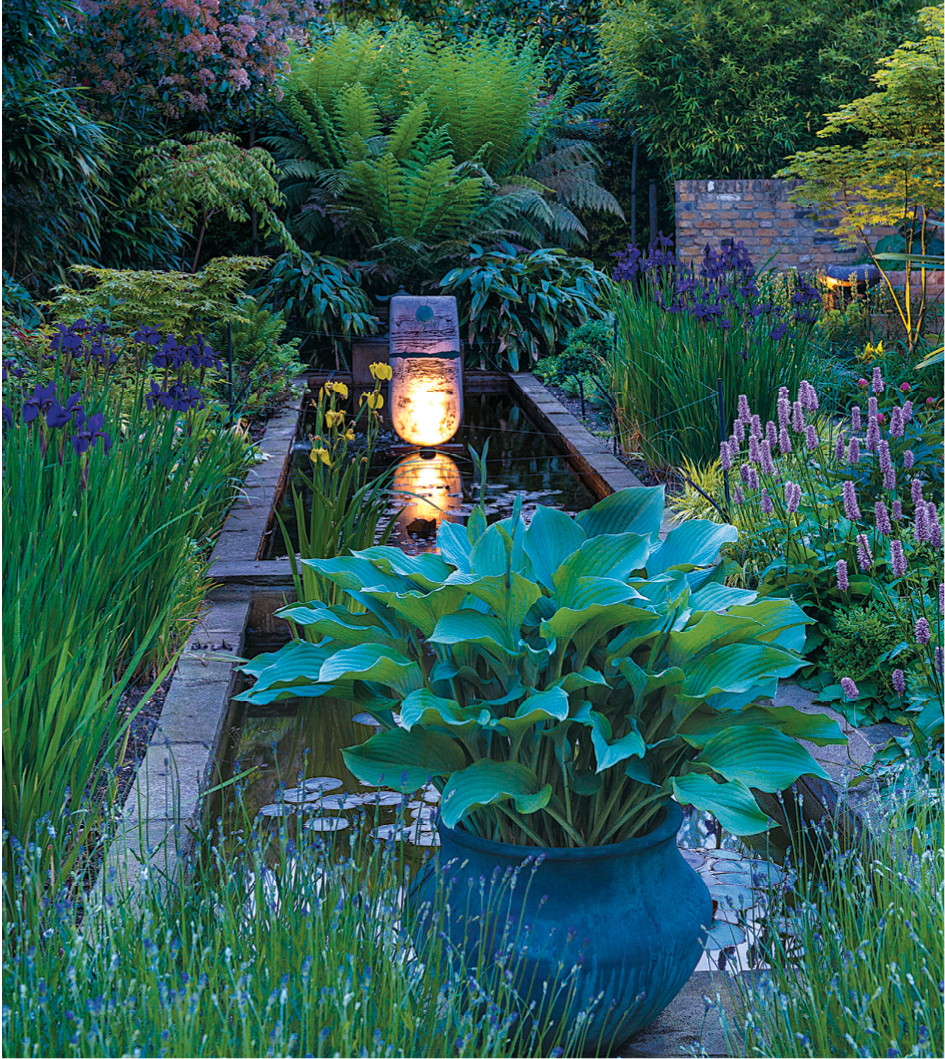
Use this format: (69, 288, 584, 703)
(369, 362, 393, 381)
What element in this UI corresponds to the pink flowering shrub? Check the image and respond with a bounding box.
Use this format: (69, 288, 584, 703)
(722, 369, 942, 740)
(59, 0, 323, 121)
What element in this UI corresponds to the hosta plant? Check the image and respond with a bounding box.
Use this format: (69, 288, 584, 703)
(238, 487, 845, 846)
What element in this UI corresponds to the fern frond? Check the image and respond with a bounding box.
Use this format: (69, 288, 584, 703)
(387, 99, 431, 161)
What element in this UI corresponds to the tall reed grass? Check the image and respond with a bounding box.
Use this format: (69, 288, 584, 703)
(2, 367, 249, 862)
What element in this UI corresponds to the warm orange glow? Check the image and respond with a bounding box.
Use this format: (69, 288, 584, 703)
(392, 452, 463, 536)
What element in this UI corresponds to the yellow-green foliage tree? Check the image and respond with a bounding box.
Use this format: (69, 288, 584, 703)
(130, 132, 298, 272)
(779, 4, 944, 353)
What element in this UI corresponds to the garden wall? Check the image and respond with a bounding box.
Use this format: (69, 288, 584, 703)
(674, 179, 898, 273)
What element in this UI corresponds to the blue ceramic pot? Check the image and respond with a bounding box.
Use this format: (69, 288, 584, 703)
(411, 801, 711, 1054)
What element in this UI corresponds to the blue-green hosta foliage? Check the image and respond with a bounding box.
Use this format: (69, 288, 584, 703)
(238, 487, 846, 847)
(438, 243, 611, 369)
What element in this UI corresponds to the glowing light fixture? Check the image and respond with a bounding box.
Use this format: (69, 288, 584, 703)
(389, 295, 462, 446)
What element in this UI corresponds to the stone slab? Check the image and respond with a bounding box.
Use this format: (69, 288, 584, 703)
(769, 682, 874, 779)
(617, 970, 743, 1058)
(122, 741, 214, 825)
(153, 679, 234, 746)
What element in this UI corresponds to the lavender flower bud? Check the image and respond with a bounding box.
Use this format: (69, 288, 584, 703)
(840, 677, 859, 700)
(871, 366, 884, 394)
(868, 396, 878, 417)
(734, 485, 745, 505)
(875, 501, 892, 535)
(893, 499, 903, 521)
(766, 420, 778, 449)
(836, 560, 849, 591)
(805, 424, 819, 450)
(890, 539, 907, 577)
(865, 416, 880, 452)
(847, 436, 860, 464)
(889, 406, 904, 438)
(791, 401, 805, 433)
(749, 435, 762, 464)
(911, 478, 924, 504)
(720, 440, 732, 471)
(746, 466, 759, 490)
(941, 584, 944, 615)
(892, 669, 906, 696)
(737, 394, 751, 422)
(856, 533, 873, 570)
(779, 426, 792, 454)
(904, 449, 915, 469)
(915, 618, 931, 646)
(750, 414, 762, 439)
(842, 481, 861, 521)
(850, 407, 862, 432)
(761, 439, 776, 475)
(761, 488, 774, 514)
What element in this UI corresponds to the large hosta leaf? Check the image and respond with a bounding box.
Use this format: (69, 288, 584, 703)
(364, 585, 468, 637)
(236, 640, 335, 702)
(355, 546, 454, 589)
(440, 761, 552, 828)
(343, 728, 467, 790)
(688, 583, 758, 613)
(679, 704, 847, 748)
(672, 774, 772, 835)
(499, 686, 571, 734)
(523, 506, 586, 589)
(443, 571, 541, 629)
(437, 519, 471, 571)
(428, 610, 517, 659)
(576, 486, 665, 539)
(695, 726, 829, 791)
(469, 522, 513, 576)
(683, 643, 805, 698)
(551, 533, 653, 596)
(648, 520, 738, 575)
(726, 599, 811, 652)
(399, 689, 480, 733)
(276, 601, 401, 647)
(319, 644, 424, 695)
(303, 555, 409, 595)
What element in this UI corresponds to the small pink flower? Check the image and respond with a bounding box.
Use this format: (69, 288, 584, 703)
(720, 441, 732, 471)
(926, 397, 936, 406)
(761, 489, 774, 515)
(900, 382, 911, 393)
(915, 618, 931, 645)
(836, 559, 849, 591)
(850, 407, 862, 432)
(857, 378, 869, 388)
(890, 539, 907, 577)
(876, 413, 885, 424)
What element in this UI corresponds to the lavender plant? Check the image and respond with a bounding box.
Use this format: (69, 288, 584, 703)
(608, 238, 821, 466)
(721, 371, 942, 741)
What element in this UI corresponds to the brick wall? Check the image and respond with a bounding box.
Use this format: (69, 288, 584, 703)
(675, 179, 898, 273)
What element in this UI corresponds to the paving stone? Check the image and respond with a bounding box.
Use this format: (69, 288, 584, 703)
(122, 741, 213, 824)
(617, 970, 744, 1058)
(769, 682, 874, 778)
(153, 679, 233, 745)
(174, 655, 241, 686)
(192, 600, 251, 638)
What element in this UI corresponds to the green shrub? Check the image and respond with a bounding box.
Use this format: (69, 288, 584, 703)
(438, 242, 611, 370)
(823, 603, 910, 710)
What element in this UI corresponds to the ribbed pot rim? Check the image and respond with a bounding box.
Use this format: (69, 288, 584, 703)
(438, 800, 682, 863)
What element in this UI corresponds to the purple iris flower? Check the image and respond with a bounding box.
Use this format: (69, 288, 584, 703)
(22, 381, 58, 423)
(45, 392, 84, 430)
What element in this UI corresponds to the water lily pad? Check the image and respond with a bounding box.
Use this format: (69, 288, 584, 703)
(257, 804, 297, 818)
(708, 882, 758, 910)
(301, 777, 343, 793)
(707, 849, 744, 861)
(360, 790, 410, 807)
(370, 824, 409, 841)
(303, 817, 350, 832)
(310, 793, 369, 811)
(421, 786, 441, 804)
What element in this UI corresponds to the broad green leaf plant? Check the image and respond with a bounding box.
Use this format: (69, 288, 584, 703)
(238, 487, 845, 847)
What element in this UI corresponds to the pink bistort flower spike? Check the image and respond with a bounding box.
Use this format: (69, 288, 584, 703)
(750, 414, 762, 439)
(761, 439, 775, 475)
(840, 677, 860, 700)
(865, 416, 880, 452)
(733, 417, 746, 443)
(720, 440, 732, 471)
(855, 533, 873, 570)
(903, 400, 914, 422)
(847, 436, 860, 465)
(737, 394, 751, 422)
(746, 466, 759, 490)
(914, 504, 930, 543)
(779, 426, 792, 454)
(928, 503, 942, 550)
(911, 478, 924, 504)
(875, 501, 892, 535)
(868, 396, 878, 417)
(766, 420, 778, 449)
(791, 401, 805, 433)
(739, 463, 751, 485)
(871, 366, 885, 393)
(834, 431, 846, 462)
(940, 583, 944, 615)
(805, 425, 819, 451)
(915, 618, 931, 646)
(761, 488, 774, 515)
(892, 499, 903, 521)
(749, 435, 762, 464)
(836, 559, 849, 591)
(734, 485, 745, 505)
(785, 482, 801, 514)
(903, 449, 915, 469)
(889, 406, 904, 438)
(777, 394, 791, 430)
(936, 647, 944, 674)
(850, 407, 862, 432)
(890, 539, 907, 577)
(892, 669, 906, 696)
(842, 481, 861, 521)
